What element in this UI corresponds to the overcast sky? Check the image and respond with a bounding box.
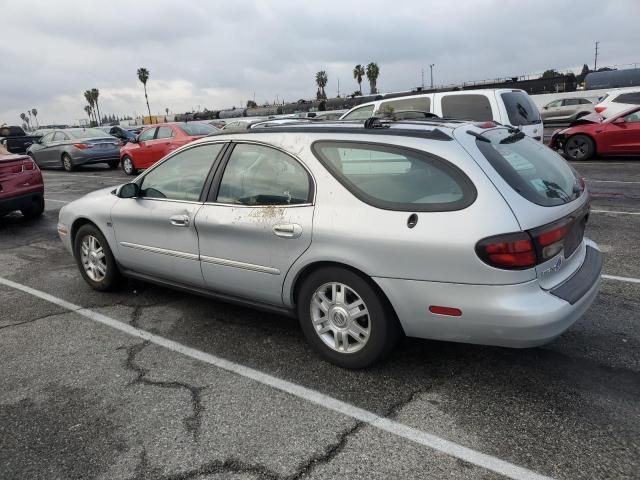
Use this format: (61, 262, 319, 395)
(1, 0, 638, 125)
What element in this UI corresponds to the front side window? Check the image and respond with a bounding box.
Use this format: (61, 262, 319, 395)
(40, 132, 55, 143)
(623, 110, 640, 123)
(500, 92, 541, 125)
(378, 96, 431, 114)
(475, 129, 582, 207)
(156, 126, 174, 139)
(312, 141, 476, 211)
(138, 128, 156, 141)
(342, 105, 375, 120)
(216, 143, 312, 205)
(53, 132, 68, 142)
(139, 144, 224, 201)
(441, 94, 493, 121)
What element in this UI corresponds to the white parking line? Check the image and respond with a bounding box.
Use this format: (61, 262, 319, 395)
(587, 179, 640, 185)
(591, 209, 640, 216)
(43, 172, 125, 181)
(570, 162, 633, 166)
(602, 274, 640, 284)
(44, 198, 69, 204)
(0, 276, 552, 480)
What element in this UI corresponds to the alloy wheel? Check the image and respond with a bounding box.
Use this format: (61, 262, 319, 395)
(310, 282, 371, 354)
(80, 235, 107, 282)
(123, 157, 133, 175)
(565, 137, 588, 160)
(63, 155, 72, 171)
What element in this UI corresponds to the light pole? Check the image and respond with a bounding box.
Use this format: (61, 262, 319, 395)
(429, 64, 435, 89)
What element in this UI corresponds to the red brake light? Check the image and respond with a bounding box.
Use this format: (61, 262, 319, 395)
(594, 106, 606, 113)
(73, 143, 92, 150)
(476, 232, 537, 269)
(21, 159, 35, 170)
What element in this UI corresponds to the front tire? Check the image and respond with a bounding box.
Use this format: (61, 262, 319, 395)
(564, 134, 595, 161)
(297, 267, 399, 368)
(62, 153, 75, 172)
(74, 224, 122, 291)
(121, 156, 137, 175)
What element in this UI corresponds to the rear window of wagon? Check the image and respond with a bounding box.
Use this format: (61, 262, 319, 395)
(311, 141, 477, 211)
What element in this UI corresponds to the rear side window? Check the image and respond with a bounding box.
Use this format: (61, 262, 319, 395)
(312, 141, 476, 211)
(441, 94, 492, 121)
(475, 129, 582, 207)
(156, 126, 174, 139)
(563, 99, 579, 106)
(378, 96, 431, 114)
(613, 92, 640, 105)
(342, 105, 375, 120)
(500, 92, 541, 126)
(579, 98, 593, 104)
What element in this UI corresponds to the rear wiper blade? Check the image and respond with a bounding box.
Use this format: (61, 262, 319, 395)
(499, 130, 526, 144)
(466, 130, 490, 142)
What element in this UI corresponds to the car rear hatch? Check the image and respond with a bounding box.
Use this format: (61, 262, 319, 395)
(461, 126, 594, 290)
(0, 154, 37, 197)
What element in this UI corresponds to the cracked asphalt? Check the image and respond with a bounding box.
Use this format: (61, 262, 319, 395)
(1, 158, 639, 480)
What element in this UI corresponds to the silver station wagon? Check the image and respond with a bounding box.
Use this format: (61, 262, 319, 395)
(58, 119, 602, 368)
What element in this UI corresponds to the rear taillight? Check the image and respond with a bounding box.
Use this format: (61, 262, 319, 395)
(476, 232, 537, 269)
(21, 159, 35, 171)
(594, 106, 606, 114)
(73, 143, 92, 150)
(530, 219, 571, 262)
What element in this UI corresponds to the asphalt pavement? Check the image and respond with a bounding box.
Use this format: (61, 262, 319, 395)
(0, 158, 638, 480)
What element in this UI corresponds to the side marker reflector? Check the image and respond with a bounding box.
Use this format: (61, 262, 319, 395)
(429, 306, 462, 317)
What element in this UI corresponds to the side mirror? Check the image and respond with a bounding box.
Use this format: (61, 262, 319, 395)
(117, 183, 139, 198)
(612, 117, 625, 124)
(130, 136, 139, 143)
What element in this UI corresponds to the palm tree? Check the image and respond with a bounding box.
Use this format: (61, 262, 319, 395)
(91, 88, 102, 125)
(137, 67, 152, 118)
(315, 71, 328, 100)
(31, 108, 39, 128)
(353, 64, 365, 95)
(366, 62, 380, 94)
(84, 105, 92, 124)
(84, 90, 96, 124)
(19, 112, 27, 128)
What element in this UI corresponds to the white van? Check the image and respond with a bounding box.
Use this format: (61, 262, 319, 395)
(340, 89, 544, 140)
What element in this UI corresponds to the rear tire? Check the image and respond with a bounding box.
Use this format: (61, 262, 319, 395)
(122, 156, 137, 175)
(297, 267, 399, 368)
(21, 195, 44, 218)
(575, 111, 590, 120)
(73, 224, 122, 291)
(62, 153, 75, 172)
(564, 134, 595, 161)
(108, 160, 120, 169)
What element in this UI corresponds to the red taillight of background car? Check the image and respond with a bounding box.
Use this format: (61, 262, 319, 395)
(73, 143, 93, 150)
(21, 159, 35, 171)
(476, 232, 537, 269)
(594, 106, 606, 114)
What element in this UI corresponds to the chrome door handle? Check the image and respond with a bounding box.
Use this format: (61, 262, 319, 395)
(169, 214, 190, 227)
(272, 223, 302, 238)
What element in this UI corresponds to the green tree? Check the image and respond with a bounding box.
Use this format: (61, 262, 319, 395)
(315, 70, 328, 100)
(541, 69, 561, 79)
(353, 64, 365, 95)
(246, 100, 258, 108)
(366, 62, 380, 94)
(137, 67, 152, 118)
(91, 88, 102, 125)
(31, 108, 39, 128)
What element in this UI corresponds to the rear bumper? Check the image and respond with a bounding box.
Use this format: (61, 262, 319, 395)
(0, 190, 43, 216)
(373, 241, 601, 348)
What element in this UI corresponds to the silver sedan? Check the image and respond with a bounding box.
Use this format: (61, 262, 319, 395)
(27, 128, 121, 171)
(57, 121, 602, 368)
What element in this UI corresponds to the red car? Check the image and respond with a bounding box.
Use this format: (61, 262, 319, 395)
(550, 107, 640, 161)
(120, 122, 218, 175)
(0, 152, 45, 218)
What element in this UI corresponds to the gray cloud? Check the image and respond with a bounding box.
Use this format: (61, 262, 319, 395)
(1, 0, 638, 124)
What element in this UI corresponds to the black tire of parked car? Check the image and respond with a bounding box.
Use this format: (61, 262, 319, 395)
(108, 160, 120, 169)
(575, 111, 591, 120)
(73, 224, 123, 291)
(564, 134, 595, 161)
(62, 153, 75, 172)
(297, 266, 400, 368)
(121, 156, 137, 175)
(20, 195, 44, 218)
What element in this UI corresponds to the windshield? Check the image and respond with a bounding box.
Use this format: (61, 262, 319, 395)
(476, 128, 582, 207)
(68, 128, 110, 139)
(500, 92, 541, 126)
(179, 123, 217, 136)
